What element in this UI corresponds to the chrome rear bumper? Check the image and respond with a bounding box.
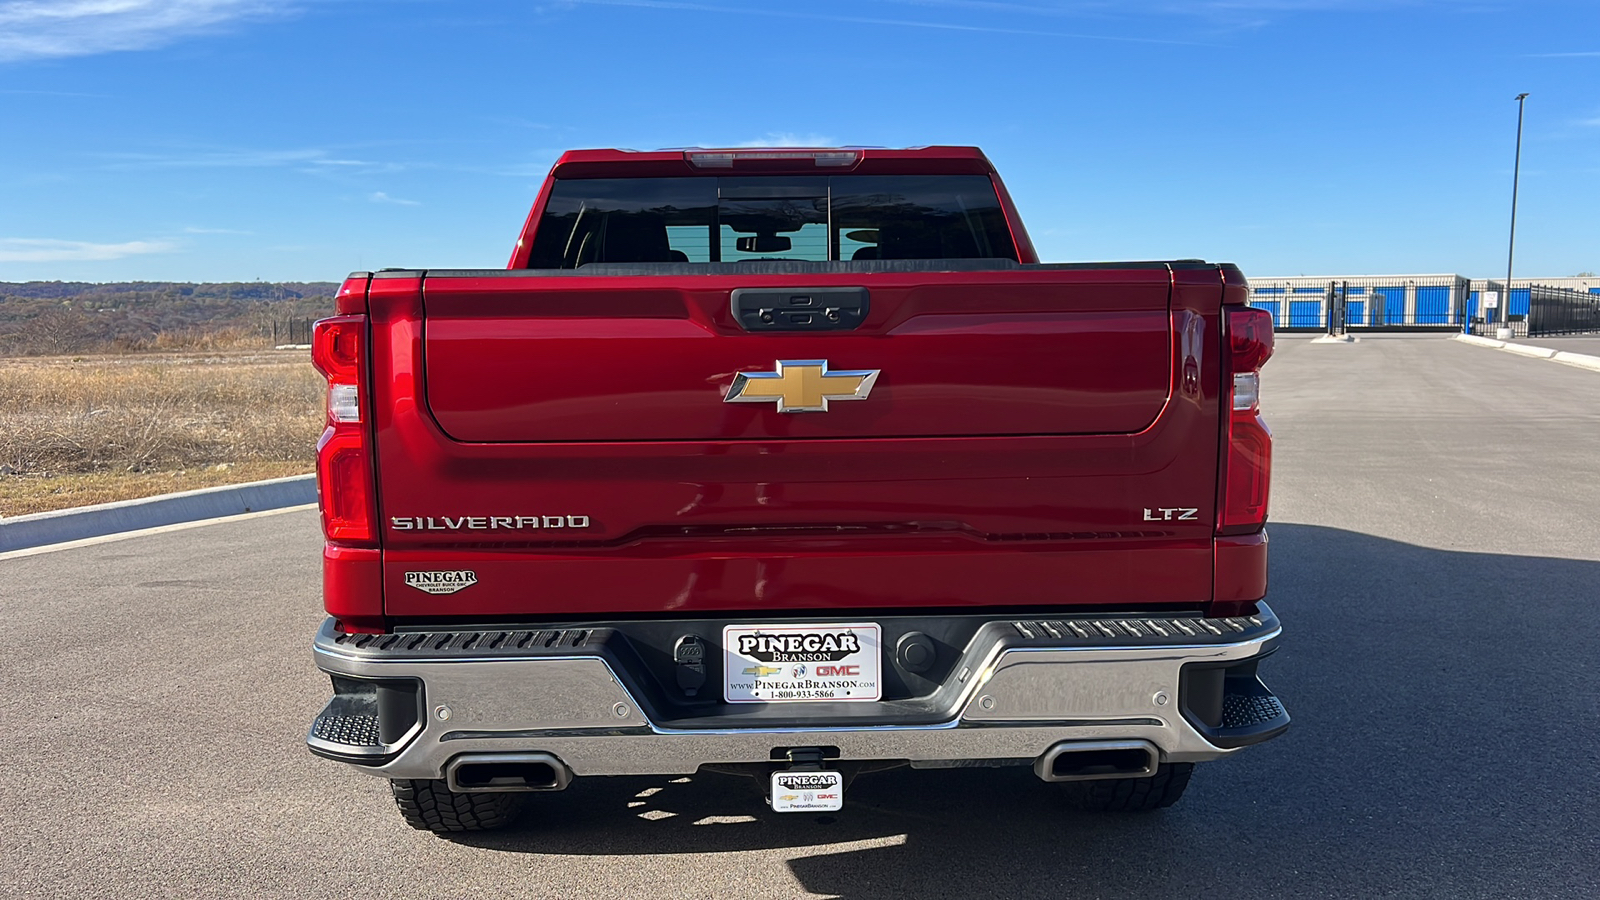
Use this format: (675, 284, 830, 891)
(307, 607, 1288, 781)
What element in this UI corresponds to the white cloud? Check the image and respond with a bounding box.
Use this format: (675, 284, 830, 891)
(735, 132, 839, 148)
(369, 191, 420, 206)
(104, 147, 390, 170)
(0, 0, 290, 63)
(574, 0, 1483, 42)
(487, 161, 560, 178)
(572, 0, 1205, 46)
(0, 237, 177, 261)
(0, 87, 109, 96)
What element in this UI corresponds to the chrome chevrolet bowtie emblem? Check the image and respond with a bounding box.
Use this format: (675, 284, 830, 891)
(725, 359, 880, 413)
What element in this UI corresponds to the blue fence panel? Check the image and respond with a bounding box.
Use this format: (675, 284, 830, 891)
(1468, 291, 1480, 318)
(1252, 300, 1281, 325)
(1374, 286, 1405, 324)
(1345, 300, 1366, 324)
(1415, 286, 1452, 324)
(1288, 300, 1323, 328)
(1510, 288, 1530, 317)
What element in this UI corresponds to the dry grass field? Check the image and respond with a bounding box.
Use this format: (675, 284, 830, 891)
(0, 351, 322, 516)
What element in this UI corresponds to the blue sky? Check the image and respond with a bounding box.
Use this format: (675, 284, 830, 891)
(0, 0, 1595, 282)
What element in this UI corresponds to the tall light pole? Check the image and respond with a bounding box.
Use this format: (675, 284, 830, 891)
(1501, 92, 1530, 338)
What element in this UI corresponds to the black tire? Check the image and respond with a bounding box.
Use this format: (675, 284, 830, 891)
(1058, 763, 1193, 812)
(390, 779, 525, 833)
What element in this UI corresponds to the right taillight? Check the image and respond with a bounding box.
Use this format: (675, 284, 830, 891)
(311, 314, 376, 547)
(1219, 307, 1274, 535)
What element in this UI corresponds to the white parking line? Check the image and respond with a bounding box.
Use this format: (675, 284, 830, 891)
(0, 503, 316, 561)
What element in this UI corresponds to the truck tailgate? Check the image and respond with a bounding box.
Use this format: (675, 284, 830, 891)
(422, 269, 1169, 441)
(367, 265, 1227, 619)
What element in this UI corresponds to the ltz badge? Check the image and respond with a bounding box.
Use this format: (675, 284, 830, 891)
(724, 360, 880, 413)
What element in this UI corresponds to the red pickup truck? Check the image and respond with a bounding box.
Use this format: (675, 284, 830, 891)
(306, 146, 1287, 833)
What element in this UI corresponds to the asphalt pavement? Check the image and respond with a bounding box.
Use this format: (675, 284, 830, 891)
(2, 335, 1597, 899)
(1513, 333, 1600, 358)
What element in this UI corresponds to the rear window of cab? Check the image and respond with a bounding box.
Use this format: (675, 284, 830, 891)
(526, 175, 1017, 267)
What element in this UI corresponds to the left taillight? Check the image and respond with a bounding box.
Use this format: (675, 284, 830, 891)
(311, 314, 376, 547)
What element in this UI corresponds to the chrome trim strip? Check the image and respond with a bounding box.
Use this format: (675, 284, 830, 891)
(445, 752, 573, 793)
(1033, 739, 1159, 782)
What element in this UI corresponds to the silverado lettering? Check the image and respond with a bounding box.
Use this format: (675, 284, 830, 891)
(390, 515, 592, 530)
(305, 145, 1288, 832)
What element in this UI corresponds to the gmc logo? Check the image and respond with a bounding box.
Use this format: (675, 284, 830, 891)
(816, 665, 860, 676)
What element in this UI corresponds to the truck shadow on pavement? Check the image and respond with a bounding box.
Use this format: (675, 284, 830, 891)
(448, 523, 1600, 899)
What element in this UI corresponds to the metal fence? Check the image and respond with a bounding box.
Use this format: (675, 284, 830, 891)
(1528, 285, 1600, 336)
(1465, 279, 1516, 335)
(1462, 282, 1600, 337)
(1247, 275, 1470, 332)
(273, 318, 314, 346)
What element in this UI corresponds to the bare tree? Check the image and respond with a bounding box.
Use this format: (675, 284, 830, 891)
(13, 307, 92, 356)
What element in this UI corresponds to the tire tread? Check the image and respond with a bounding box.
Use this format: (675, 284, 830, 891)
(390, 779, 524, 833)
(1059, 763, 1193, 812)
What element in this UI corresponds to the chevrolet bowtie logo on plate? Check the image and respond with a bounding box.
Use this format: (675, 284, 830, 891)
(725, 359, 880, 413)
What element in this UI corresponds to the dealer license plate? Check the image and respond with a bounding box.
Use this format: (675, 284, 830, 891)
(770, 770, 845, 812)
(722, 622, 882, 703)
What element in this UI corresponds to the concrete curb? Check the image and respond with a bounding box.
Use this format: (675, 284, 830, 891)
(1501, 343, 1558, 359)
(1552, 350, 1600, 372)
(1451, 334, 1600, 372)
(0, 474, 316, 553)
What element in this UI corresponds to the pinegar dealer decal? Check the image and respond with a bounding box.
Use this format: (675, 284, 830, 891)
(404, 570, 478, 594)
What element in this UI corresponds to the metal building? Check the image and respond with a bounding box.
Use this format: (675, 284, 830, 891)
(1247, 275, 1471, 331)
(1248, 274, 1600, 332)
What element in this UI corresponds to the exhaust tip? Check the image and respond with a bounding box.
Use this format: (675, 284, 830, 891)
(1033, 740, 1159, 783)
(445, 752, 574, 793)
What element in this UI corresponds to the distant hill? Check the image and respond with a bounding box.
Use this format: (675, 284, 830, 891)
(0, 281, 338, 355)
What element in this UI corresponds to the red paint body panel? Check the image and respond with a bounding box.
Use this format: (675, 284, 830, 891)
(381, 542, 1213, 618)
(323, 544, 384, 631)
(365, 277, 1227, 619)
(317, 147, 1269, 625)
(333, 274, 371, 315)
(421, 270, 1172, 443)
(1213, 531, 1268, 616)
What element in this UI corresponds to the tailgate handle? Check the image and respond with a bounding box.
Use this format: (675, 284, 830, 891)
(732, 287, 869, 332)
